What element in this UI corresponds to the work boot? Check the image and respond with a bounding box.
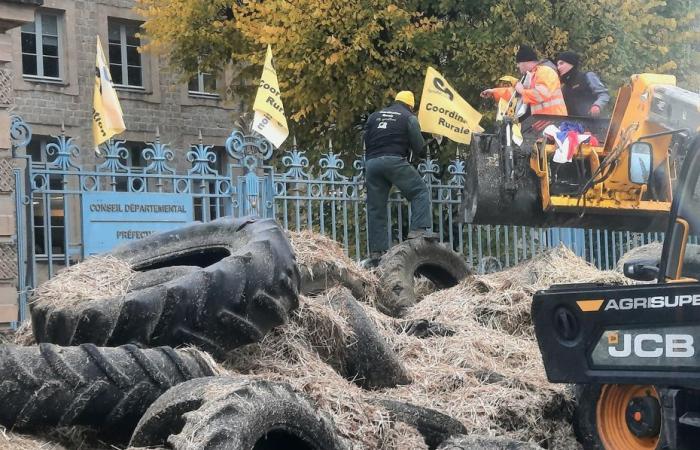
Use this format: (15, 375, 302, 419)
(360, 251, 384, 270)
(407, 228, 438, 240)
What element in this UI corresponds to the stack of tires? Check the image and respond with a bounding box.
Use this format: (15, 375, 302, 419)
(5, 217, 531, 449)
(2, 217, 353, 449)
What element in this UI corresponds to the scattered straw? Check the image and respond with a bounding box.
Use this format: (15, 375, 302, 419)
(0, 426, 67, 450)
(30, 255, 135, 308)
(9, 321, 35, 346)
(224, 245, 608, 449)
(289, 231, 383, 301)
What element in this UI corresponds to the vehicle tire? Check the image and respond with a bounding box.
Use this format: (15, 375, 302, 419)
(573, 384, 663, 450)
(377, 239, 471, 316)
(299, 261, 367, 300)
(129, 375, 347, 450)
(329, 288, 411, 389)
(0, 343, 216, 441)
(31, 217, 300, 358)
(617, 242, 700, 279)
(437, 434, 541, 450)
(374, 399, 467, 449)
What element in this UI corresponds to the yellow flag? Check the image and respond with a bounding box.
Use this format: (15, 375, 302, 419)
(417, 67, 483, 144)
(252, 45, 288, 148)
(93, 35, 125, 152)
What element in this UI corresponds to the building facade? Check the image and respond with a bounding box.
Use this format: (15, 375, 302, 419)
(11, 0, 240, 160)
(1, 0, 43, 325)
(3, 0, 243, 325)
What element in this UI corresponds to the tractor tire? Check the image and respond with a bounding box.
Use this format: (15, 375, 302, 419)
(31, 217, 300, 358)
(374, 399, 467, 449)
(299, 261, 367, 300)
(0, 343, 216, 441)
(328, 288, 411, 389)
(573, 384, 662, 450)
(130, 376, 347, 450)
(127, 265, 200, 292)
(617, 242, 700, 279)
(377, 239, 471, 316)
(437, 435, 541, 450)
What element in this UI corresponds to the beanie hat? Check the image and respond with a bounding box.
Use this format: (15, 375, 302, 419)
(556, 51, 580, 68)
(395, 91, 415, 108)
(515, 45, 538, 63)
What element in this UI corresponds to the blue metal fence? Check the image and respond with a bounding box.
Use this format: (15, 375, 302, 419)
(9, 115, 685, 326)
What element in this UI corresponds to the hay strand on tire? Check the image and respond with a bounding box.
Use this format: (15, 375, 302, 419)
(0, 427, 67, 450)
(30, 255, 135, 308)
(289, 230, 383, 301)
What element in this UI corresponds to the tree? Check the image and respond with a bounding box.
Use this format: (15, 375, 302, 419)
(136, 0, 699, 158)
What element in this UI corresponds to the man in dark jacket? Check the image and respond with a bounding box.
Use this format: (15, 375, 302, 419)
(363, 91, 433, 262)
(556, 51, 610, 117)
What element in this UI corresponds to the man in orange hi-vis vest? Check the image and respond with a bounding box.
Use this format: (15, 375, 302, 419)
(481, 45, 567, 117)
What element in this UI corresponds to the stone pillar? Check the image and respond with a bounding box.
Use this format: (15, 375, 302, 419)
(0, 0, 43, 324)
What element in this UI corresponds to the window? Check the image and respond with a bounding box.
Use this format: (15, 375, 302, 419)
(114, 141, 145, 192)
(108, 20, 143, 88)
(21, 12, 62, 79)
(27, 136, 67, 255)
(188, 71, 218, 96)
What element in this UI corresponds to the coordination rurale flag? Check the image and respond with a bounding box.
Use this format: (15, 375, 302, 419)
(252, 45, 288, 148)
(92, 35, 125, 153)
(417, 67, 483, 144)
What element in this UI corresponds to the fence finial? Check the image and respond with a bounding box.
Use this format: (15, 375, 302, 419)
(155, 126, 161, 141)
(198, 128, 203, 145)
(328, 138, 333, 152)
(60, 122, 66, 136)
(292, 135, 298, 149)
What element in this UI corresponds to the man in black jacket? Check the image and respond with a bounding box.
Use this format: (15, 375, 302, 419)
(363, 91, 433, 263)
(556, 51, 610, 117)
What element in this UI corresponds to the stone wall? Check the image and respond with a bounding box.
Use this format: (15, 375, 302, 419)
(0, 0, 43, 324)
(9, 0, 240, 163)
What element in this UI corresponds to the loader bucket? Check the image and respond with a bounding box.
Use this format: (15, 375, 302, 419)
(459, 118, 669, 232)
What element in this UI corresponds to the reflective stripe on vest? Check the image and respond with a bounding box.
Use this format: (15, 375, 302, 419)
(531, 96, 566, 114)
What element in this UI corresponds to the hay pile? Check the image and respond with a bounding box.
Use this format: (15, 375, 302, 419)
(1, 427, 66, 450)
(30, 255, 134, 309)
(2, 425, 124, 450)
(289, 231, 383, 301)
(224, 238, 628, 449)
(225, 291, 428, 449)
(8, 229, 629, 449)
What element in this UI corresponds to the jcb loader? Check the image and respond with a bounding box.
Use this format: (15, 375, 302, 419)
(462, 74, 700, 232)
(532, 135, 700, 449)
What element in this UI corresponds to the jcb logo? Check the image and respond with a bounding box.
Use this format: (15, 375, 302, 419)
(607, 332, 695, 358)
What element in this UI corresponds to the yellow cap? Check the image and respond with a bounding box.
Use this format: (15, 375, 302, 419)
(395, 91, 415, 108)
(498, 75, 519, 86)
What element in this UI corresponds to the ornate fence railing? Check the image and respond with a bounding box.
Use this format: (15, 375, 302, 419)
(9, 115, 688, 326)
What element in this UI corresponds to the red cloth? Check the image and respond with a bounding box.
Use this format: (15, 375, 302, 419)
(566, 131, 579, 160)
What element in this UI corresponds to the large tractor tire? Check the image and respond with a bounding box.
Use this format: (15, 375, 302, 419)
(328, 288, 411, 389)
(374, 399, 467, 449)
(574, 384, 662, 450)
(0, 343, 216, 441)
(130, 376, 347, 450)
(377, 239, 470, 317)
(31, 217, 300, 358)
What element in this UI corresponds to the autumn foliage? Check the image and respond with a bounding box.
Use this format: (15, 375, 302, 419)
(136, 0, 699, 149)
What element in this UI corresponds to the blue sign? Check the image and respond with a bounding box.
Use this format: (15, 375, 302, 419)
(82, 192, 194, 255)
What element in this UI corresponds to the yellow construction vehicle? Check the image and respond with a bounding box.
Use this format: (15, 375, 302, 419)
(532, 135, 700, 450)
(462, 74, 700, 231)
